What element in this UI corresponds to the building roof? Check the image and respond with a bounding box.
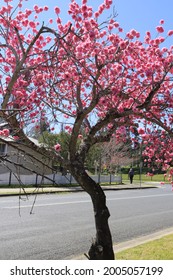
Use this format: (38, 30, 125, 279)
(0, 135, 43, 146)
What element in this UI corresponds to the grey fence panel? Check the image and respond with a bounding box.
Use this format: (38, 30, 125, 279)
(0, 172, 122, 186)
(0, 172, 12, 185)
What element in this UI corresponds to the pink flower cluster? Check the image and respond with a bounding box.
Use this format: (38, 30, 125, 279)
(0, 129, 10, 137)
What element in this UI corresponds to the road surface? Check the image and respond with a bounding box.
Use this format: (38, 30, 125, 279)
(0, 184, 173, 259)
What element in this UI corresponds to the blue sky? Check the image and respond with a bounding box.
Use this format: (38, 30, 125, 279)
(18, 0, 173, 36)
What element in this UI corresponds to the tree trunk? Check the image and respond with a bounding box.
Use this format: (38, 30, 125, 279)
(71, 163, 114, 260)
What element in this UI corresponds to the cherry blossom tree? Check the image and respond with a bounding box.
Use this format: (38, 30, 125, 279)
(0, 0, 173, 259)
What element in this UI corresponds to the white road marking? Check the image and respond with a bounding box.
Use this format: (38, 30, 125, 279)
(3, 200, 91, 209)
(2, 193, 173, 209)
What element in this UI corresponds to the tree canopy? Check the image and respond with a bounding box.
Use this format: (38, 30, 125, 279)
(0, 0, 172, 173)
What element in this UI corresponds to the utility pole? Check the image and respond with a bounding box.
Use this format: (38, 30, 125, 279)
(139, 142, 143, 187)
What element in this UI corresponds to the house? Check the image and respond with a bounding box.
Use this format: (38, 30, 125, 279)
(0, 132, 53, 176)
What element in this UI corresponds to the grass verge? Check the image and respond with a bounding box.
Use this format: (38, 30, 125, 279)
(116, 234, 173, 260)
(122, 173, 169, 182)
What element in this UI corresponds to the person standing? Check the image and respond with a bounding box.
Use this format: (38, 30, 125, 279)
(128, 168, 134, 184)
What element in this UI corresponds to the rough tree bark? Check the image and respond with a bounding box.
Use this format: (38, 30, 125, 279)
(70, 159, 114, 260)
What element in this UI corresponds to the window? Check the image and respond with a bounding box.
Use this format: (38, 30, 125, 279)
(0, 143, 7, 156)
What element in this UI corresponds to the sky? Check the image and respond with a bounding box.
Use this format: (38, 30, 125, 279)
(15, 0, 173, 44)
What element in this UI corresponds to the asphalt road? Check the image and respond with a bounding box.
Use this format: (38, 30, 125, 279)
(0, 184, 173, 259)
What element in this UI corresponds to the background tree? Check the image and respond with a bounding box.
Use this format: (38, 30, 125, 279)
(101, 135, 134, 173)
(39, 130, 71, 162)
(85, 143, 102, 173)
(0, 0, 173, 259)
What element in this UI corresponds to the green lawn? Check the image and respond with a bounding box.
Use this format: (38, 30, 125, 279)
(116, 234, 173, 260)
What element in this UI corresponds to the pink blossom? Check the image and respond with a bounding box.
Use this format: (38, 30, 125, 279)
(54, 143, 61, 152)
(33, 5, 39, 11)
(119, 41, 126, 49)
(156, 26, 164, 33)
(138, 128, 145, 134)
(81, 5, 87, 12)
(168, 30, 173, 36)
(29, 21, 36, 28)
(56, 18, 61, 24)
(54, 7, 60, 15)
(4, 66, 10, 72)
(108, 24, 113, 31)
(114, 22, 119, 28)
(160, 19, 164, 24)
(94, 12, 99, 18)
(118, 27, 123, 32)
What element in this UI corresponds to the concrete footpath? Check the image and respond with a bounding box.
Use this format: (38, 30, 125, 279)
(0, 181, 160, 196)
